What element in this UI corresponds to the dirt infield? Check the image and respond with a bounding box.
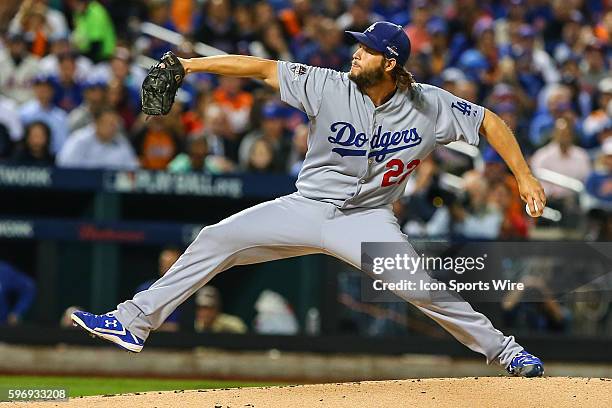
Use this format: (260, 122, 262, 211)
(14, 377, 612, 407)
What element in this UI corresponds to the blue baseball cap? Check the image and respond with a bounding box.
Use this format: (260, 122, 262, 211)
(262, 102, 287, 120)
(83, 78, 108, 90)
(427, 19, 448, 35)
(32, 74, 53, 85)
(494, 102, 517, 114)
(346, 21, 411, 66)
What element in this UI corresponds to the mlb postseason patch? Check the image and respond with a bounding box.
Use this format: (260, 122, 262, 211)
(290, 63, 308, 80)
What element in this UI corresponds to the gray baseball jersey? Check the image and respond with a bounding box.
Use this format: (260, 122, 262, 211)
(277, 61, 483, 209)
(114, 61, 524, 368)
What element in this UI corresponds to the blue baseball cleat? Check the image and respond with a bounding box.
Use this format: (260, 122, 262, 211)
(71, 310, 144, 353)
(507, 350, 544, 377)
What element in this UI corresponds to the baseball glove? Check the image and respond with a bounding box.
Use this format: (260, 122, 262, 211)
(141, 51, 185, 116)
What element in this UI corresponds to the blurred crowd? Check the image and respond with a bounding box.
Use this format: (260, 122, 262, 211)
(56, 247, 302, 335)
(0, 0, 610, 240)
(2, 247, 302, 335)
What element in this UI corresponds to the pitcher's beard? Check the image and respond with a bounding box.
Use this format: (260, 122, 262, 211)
(349, 63, 385, 90)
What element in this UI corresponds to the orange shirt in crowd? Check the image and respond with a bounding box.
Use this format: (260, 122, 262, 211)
(181, 111, 205, 135)
(31, 30, 47, 57)
(138, 130, 179, 170)
(278, 9, 301, 38)
(404, 26, 430, 55)
(212, 89, 253, 111)
(212, 88, 254, 134)
(171, 0, 193, 33)
(594, 23, 609, 43)
(501, 175, 529, 239)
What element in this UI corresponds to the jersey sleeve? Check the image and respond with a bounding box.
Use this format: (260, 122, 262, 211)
(277, 61, 331, 117)
(433, 87, 484, 146)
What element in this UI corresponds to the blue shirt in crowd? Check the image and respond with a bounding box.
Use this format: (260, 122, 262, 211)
(0, 261, 36, 324)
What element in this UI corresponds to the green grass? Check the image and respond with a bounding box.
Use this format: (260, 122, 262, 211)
(0, 375, 280, 397)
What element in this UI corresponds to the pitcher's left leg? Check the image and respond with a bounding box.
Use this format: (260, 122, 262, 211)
(322, 206, 529, 370)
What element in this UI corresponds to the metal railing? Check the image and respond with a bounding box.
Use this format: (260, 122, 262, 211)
(140, 22, 227, 57)
(445, 141, 485, 172)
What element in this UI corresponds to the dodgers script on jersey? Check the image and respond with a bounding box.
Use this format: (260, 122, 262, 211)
(277, 61, 484, 209)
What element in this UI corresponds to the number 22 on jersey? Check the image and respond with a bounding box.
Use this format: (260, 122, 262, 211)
(381, 159, 421, 187)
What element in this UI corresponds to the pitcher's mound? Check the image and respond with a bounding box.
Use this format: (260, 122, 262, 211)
(23, 377, 612, 408)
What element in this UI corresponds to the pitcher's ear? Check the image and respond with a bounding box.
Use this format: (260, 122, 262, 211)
(385, 58, 397, 72)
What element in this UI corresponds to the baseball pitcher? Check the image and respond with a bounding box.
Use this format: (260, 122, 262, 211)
(72, 22, 546, 377)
